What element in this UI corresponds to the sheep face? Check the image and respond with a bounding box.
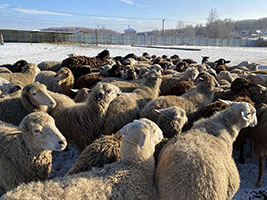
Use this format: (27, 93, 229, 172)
(121, 65, 137, 80)
(155, 107, 188, 138)
(220, 100, 257, 128)
(155, 106, 188, 124)
(92, 83, 121, 105)
(118, 118, 163, 161)
(195, 72, 218, 89)
(19, 112, 67, 151)
(28, 83, 56, 110)
(185, 67, 199, 81)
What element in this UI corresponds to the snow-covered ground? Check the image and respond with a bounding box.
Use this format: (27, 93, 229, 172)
(1, 43, 267, 199)
(1, 43, 267, 66)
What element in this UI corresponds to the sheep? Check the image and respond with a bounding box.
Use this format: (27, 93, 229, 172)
(0, 81, 22, 98)
(0, 77, 9, 86)
(0, 82, 56, 126)
(0, 67, 12, 73)
(246, 73, 267, 87)
(168, 80, 194, 96)
(201, 56, 209, 64)
(1, 118, 163, 200)
(74, 73, 104, 89)
(0, 63, 40, 87)
(141, 72, 217, 124)
(0, 111, 67, 196)
(217, 70, 238, 84)
(156, 100, 257, 200)
(67, 134, 123, 175)
(246, 103, 267, 187)
(61, 50, 110, 79)
(37, 61, 62, 72)
(160, 67, 199, 95)
(73, 88, 90, 103)
(67, 106, 187, 175)
(34, 67, 74, 97)
(215, 77, 267, 105)
(48, 82, 121, 152)
(0, 60, 28, 73)
(102, 69, 162, 135)
(175, 61, 189, 72)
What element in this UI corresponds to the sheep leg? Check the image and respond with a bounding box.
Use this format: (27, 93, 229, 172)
(247, 139, 254, 158)
(256, 157, 264, 188)
(238, 143, 245, 164)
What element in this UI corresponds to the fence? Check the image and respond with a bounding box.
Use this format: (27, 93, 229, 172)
(0, 29, 258, 47)
(70, 32, 258, 47)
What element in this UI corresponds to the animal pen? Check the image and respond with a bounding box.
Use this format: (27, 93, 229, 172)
(0, 28, 258, 47)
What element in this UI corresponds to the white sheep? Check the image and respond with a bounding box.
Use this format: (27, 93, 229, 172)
(1, 118, 163, 200)
(67, 106, 188, 176)
(0, 82, 56, 125)
(0, 63, 40, 87)
(102, 69, 162, 135)
(37, 61, 61, 72)
(34, 67, 74, 96)
(246, 73, 267, 87)
(48, 82, 121, 152)
(0, 111, 67, 195)
(156, 100, 257, 200)
(141, 72, 217, 124)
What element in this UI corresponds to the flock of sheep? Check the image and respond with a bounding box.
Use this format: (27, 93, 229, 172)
(0, 49, 266, 199)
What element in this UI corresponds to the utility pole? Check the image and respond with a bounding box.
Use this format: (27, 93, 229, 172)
(162, 19, 165, 36)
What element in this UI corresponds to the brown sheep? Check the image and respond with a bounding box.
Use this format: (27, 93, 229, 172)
(74, 73, 104, 89)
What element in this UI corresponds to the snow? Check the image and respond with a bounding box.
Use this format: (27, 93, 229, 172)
(1, 43, 267, 199)
(1, 43, 267, 66)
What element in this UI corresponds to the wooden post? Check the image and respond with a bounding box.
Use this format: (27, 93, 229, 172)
(0, 34, 4, 45)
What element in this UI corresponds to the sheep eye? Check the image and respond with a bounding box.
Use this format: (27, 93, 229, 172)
(96, 93, 103, 101)
(107, 89, 112, 93)
(33, 130, 42, 134)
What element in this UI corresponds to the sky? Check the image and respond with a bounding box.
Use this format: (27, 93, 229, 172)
(0, 0, 267, 32)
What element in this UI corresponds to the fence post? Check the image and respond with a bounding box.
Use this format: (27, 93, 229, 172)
(95, 29, 98, 47)
(0, 34, 4, 45)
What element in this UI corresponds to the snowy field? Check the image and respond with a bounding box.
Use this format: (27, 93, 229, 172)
(1, 43, 267, 67)
(1, 43, 267, 199)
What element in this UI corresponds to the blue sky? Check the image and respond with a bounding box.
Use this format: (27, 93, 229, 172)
(0, 0, 267, 32)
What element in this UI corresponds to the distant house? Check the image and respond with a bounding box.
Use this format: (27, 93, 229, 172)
(124, 27, 136, 35)
(239, 30, 250, 37)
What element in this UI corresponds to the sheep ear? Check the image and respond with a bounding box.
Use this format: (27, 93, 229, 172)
(154, 109, 161, 114)
(241, 111, 252, 121)
(115, 130, 124, 139)
(139, 133, 147, 149)
(71, 89, 79, 93)
(9, 131, 22, 135)
(225, 60, 231, 64)
(218, 99, 232, 105)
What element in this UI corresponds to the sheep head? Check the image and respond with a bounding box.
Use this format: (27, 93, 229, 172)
(90, 82, 121, 107)
(219, 99, 257, 128)
(117, 118, 163, 163)
(54, 67, 74, 85)
(194, 72, 219, 90)
(22, 82, 56, 112)
(155, 107, 188, 139)
(19, 112, 67, 153)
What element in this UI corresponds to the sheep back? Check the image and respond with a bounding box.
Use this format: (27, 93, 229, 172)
(67, 134, 122, 175)
(156, 130, 240, 200)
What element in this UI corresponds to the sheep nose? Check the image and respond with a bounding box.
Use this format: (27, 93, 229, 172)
(58, 140, 65, 145)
